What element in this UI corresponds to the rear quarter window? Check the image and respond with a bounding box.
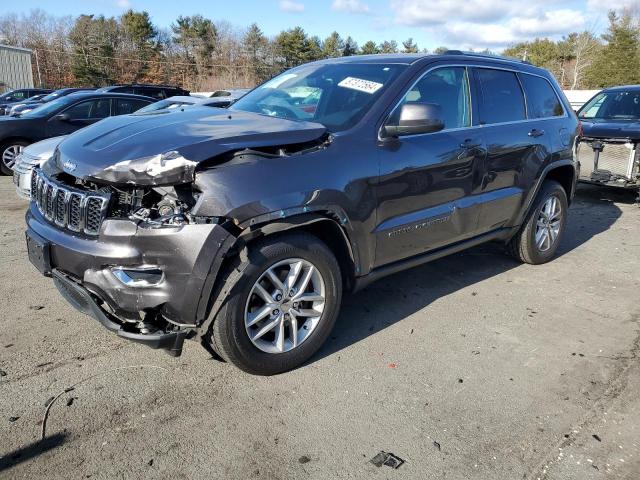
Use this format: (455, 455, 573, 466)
(519, 74, 564, 118)
(476, 68, 526, 125)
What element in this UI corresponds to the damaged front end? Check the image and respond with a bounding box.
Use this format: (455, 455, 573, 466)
(26, 107, 332, 355)
(576, 137, 640, 188)
(27, 162, 236, 356)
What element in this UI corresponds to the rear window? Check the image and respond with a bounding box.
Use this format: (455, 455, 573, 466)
(519, 74, 564, 118)
(136, 87, 165, 99)
(476, 69, 526, 125)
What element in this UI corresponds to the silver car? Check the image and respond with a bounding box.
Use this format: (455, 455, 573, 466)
(13, 136, 65, 198)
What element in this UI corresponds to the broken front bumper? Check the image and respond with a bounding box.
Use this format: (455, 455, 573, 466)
(26, 202, 234, 354)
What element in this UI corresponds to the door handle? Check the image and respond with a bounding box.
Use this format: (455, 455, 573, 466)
(528, 129, 545, 138)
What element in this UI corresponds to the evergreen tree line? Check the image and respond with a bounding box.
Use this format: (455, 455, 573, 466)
(0, 8, 638, 91)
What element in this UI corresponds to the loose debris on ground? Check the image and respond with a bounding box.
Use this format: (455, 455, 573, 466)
(370, 451, 404, 469)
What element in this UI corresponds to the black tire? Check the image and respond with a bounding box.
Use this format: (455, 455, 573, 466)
(508, 180, 568, 264)
(204, 232, 342, 375)
(0, 140, 29, 175)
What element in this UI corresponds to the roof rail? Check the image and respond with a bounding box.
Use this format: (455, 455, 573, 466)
(439, 50, 531, 65)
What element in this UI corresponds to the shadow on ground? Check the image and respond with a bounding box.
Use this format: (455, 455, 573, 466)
(311, 183, 630, 364)
(0, 433, 68, 472)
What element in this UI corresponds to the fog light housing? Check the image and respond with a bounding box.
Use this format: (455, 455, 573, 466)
(112, 267, 164, 287)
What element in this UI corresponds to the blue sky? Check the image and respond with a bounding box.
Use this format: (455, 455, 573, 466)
(6, 0, 637, 50)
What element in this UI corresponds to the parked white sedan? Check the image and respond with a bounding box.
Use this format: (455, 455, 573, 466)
(13, 136, 65, 198)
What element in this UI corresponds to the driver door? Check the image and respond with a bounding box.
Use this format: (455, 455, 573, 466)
(374, 66, 487, 267)
(47, 98, 112, 136)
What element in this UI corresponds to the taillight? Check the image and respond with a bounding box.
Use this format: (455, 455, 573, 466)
(577, 122, 584, 138)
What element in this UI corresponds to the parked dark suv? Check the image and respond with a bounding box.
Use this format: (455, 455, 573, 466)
(25, 52, 579, 374)
(96, 84, 189, 99)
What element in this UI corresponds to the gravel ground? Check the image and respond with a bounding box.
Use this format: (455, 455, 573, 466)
(0, 176, 639, 480)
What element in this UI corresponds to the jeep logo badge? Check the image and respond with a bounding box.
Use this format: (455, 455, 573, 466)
(62, 160, 76, 172)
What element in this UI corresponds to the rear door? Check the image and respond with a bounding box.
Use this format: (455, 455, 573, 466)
(472, 67, 552, 233)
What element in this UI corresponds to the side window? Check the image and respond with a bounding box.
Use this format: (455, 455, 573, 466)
(64, 99, 111, 120)
(476, 69, 526, 124)
(115, 98, 150, 115)
(519, 74, 564, 118)
(10, 91, 27, 100)
(396, 67, 471, 130)
(136, 87, 164, 99)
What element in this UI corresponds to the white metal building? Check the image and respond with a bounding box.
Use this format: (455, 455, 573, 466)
(0, 44, 34, 92)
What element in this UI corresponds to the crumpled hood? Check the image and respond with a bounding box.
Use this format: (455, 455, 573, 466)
(53, 107, 326, 185)
(581, 118, 640, 141)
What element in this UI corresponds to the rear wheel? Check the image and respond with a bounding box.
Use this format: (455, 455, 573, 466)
(204, 232, 342, 375)
(508, 180, 568, 264)
(0, 140, 29, 175)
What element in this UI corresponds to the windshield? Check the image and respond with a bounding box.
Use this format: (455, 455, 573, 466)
(230, 63, 406, 132)
(579, 91, 640, 120)
(20, 97, 72, 118)
(134, 99, 194, 114)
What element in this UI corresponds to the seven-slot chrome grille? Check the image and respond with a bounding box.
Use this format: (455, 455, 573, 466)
(31, 169, 110, 235)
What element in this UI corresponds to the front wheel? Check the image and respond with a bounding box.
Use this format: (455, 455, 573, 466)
(0, 140, 29, 175)
(204, 232, 342, 375)
(508, 180, 568, 264)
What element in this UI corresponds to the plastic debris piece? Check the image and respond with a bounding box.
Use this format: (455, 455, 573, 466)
(370, 451, 404, 469)
(298, 456, 311, 464)
(433, 441, 441, 451)
(9, 416, 20, 422)
(593, 434, 602, 442)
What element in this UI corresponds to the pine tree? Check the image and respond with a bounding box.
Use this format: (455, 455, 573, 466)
(360, 40, 380, 55)
(584, 11, 640, 87)
(343, 36, 358, 56)
(379, 40, 398, 54)
(402, 38, 418, 53)
(322, 31, 344, 57)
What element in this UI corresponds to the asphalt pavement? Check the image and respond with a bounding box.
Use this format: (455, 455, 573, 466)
(1, 176, 639, 479)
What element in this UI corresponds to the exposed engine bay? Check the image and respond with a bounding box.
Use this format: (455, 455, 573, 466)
(577, 137, 639, 188)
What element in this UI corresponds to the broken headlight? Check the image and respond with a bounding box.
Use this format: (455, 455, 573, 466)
(97, 151, 197, 186)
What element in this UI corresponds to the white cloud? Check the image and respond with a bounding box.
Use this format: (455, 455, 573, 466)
(115, 0, 131, 8)
(279, 0, 305, 13)
(586, 0, 638, 13)
(332, 0, 370, 14)
(390, 0, 587, 50)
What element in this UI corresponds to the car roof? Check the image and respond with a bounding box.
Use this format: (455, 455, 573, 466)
(63, 92, 155, 101)
(313, 51, 540, 71)
(602, 85, 640, 92)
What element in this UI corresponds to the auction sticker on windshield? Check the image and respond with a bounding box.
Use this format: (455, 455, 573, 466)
(338, 77, 383, 94)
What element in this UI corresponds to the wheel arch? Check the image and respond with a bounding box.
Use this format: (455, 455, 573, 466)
(0, 136, 33, 148)
(195, 212, 357, 339)
(514, 160, 576, 230)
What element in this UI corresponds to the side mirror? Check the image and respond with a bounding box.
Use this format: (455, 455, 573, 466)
(383, 103, 445, 137)
(54, 113, 71, 122)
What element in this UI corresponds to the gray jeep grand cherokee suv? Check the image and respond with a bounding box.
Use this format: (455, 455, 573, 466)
(25, 52, 579, 374)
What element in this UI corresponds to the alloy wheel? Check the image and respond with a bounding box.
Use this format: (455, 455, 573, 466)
(535, 195, 562, 252)
(244, 258, 325, 354)
(1, 144, 24, 171)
